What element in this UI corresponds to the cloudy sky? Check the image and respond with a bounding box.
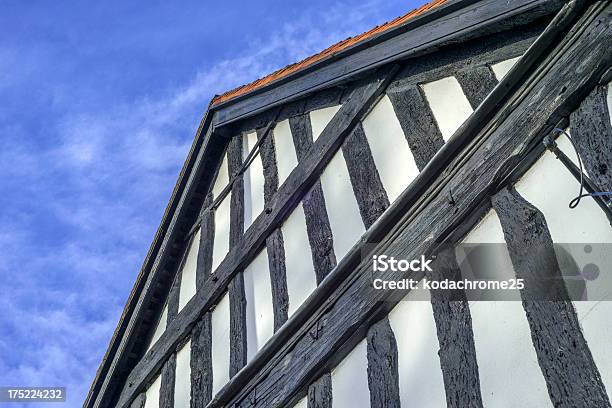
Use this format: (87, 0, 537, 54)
(0, 0, 422, 406)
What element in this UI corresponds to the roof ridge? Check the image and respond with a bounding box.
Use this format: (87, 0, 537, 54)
(211, 0, 447, 107)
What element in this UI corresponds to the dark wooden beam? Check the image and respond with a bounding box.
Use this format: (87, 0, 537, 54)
(129, 393, 145, 408)
(307, 373, 332, 408)
(258, 126, 290, 330)
(428, 247, 483, 407)
(290, 113, 337, 283)
(366, 317, 400, 408)
(213, 0, 564, 127)
(190, 314, 213, 407)
(341, 123, 390, 228)
(492, 186, 610, 407)
(386, 85, 444, 171)
(158, 355, 176, 408)
(227, 136, 247, 376)
(570, 84, 612, 192)
(455, 65, 499, 110)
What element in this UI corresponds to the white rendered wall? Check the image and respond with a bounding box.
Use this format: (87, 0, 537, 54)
(491, 56, 521, 81)
(331, 338, 370, 408)
(211, 292, 231, 396)
(464, 211, 551, 407)
(273, 119, 299, 185)
(388, 291, 446, 407)
(515, 143, 612, 394)
(174, 340, 191, 407)
(362, 95, 420, 202)
(281, 203, 317, 317)
(144, 374, 161, 408)
(147, 303, 167, 352)
(244, 131, 266, 229)
(293, 396, 307, 408)
(421, 76, 473, 141)
(178, 229, 200, 312)
(319, 149, 366, 261)
(310, 105, 341, 141)
(244, 248, 275, 362)
(212, 154, 231, 271)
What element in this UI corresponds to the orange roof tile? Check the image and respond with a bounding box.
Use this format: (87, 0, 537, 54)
(211, 0, 447, 107)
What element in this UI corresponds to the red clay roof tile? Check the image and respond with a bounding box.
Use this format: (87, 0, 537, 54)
(211, 0, 447, 107)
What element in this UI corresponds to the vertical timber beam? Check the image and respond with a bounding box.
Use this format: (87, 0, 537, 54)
(492, 186, 611, 408)
(366, 317, 400, 408)
(428, 247, 483, 408)
(455, 66, 499, 110)
(341, 122, 390, 228)
(191, 194, 215, 407)
(289, 114, 337, 283)
(258, 126, 290, 330)
(386, 86, 445, 170)
(307, 373, 332, 408)
(228, 136, 247, 376)
(570, 84, 612, 192)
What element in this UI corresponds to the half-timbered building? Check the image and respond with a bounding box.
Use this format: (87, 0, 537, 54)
(86, 0, 612, 407)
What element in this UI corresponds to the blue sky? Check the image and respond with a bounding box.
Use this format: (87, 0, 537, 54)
(0, 1, 422, 406)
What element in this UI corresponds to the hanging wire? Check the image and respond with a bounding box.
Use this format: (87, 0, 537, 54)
(552, 128, 612, 208)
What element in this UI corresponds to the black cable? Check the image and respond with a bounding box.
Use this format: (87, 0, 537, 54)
(552, 128, 612, 208)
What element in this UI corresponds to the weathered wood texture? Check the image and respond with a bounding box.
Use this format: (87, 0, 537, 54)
(366, 317, 400, 408)
(386, 85, 445, 170)
(456, 65, 498, 109)
(212, 4, 611, 406)
(227, 136, 247, 377)
(492, 187, 611, 407)
(289, 113, 337, 283)
(307, 373, 332, 408)
(197, 194, 215, 287)
(191, 314, 213, 407)
(428, 248, 483, 408)
(129, 393, 145, 408)
(213, 0, 562, 126)
(115, 66, 400, 408)
(570, 84, 612, 192)
(341, 123, 390, 228)
(258, 126, 290, 330)
(158, 355, 176, 408)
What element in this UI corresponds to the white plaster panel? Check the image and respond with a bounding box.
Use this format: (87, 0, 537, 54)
(491, 56, 521, 81)
(310, 105, 341, 141)
(362, 94, 420, 202)
(421, 76, 473, 141)
(470, 301, 551, 407)
(458, 210, 521, 301)
(244, 248, 275, 362)
(147, 303, 167, 352)
(319, 149, 365, 261)
(212, 153, 231, 272)
(273, 119, 299, 185)
(515, 146, 612, 393)
(178, 229, 200, 312)
(464, 211, 550, 407)
(388, 290, 446, 407)
(174, 340, 191, 408)
(212, 153, 230, 198)
(293, 396, 308, 408)
(212, 195, 231, 272)
(211, 292, 231, 396)
(331, 338, 370, 408)
(281, 203, 317, 317)
(244, 131, 266, 229)
(144, 374, 161, 408)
